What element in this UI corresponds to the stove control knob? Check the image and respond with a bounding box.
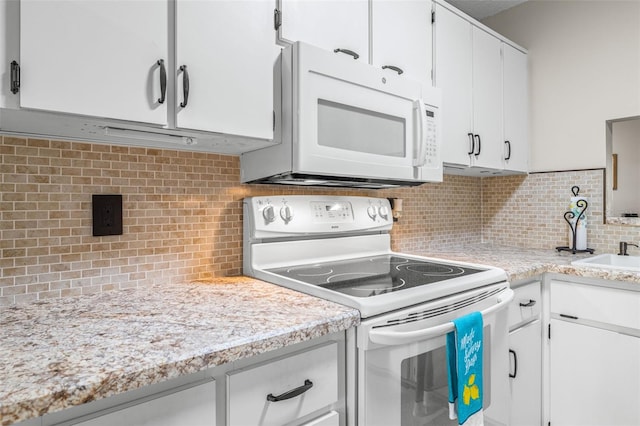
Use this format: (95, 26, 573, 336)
(378, 205, 390, 220)
(367, 205, 377, 220)
(262, 205, 276, 224)
(280, 205, 294, 223)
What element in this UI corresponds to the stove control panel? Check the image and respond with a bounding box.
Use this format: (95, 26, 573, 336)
(244, 196, 393, 238)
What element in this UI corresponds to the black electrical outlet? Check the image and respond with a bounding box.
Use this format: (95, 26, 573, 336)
(92, 194, 123, 236)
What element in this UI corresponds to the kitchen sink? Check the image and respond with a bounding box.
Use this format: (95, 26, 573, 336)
(571, 253, 640, 271)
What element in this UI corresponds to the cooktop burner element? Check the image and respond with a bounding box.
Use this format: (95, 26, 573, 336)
(267, 255, 486, 298)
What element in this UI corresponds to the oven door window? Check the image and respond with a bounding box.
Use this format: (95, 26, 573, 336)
(361, 327, 491, 426)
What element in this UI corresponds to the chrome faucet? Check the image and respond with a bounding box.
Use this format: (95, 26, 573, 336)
(618, 241, 639, 256)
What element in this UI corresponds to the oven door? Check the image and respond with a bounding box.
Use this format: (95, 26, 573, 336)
(290, 41, 442, 182)
(356, 285, 513, 426)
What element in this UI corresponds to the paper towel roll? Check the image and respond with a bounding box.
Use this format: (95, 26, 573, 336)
(568, 196, 587, 250)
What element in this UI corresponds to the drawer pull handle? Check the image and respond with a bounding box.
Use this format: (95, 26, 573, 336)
(519, 299, 536, 307)
(509, 349, 518, 378)
(333, 48, 359, 60)
(382, 65, 404, 75)
(267, 379, 313, 402)
(560, 313, 578, 320)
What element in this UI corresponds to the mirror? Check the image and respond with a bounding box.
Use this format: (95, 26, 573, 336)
(606, 116, 640, 225)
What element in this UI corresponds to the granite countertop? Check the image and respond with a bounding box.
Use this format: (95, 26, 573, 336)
(421, 243, 640, 285)
(0, 277, 360, 426)
(4, 245, 640, 426)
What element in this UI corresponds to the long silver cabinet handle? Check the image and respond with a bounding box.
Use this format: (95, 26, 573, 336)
(10, 60, 20, 94)
(505, 140, 512, 160)
(157, 59, 167, 104)
(369, 288, 514, 347)
(179, 65, 189, 108)
(467, 133, 475, 155)
(509, 349, 518, 378)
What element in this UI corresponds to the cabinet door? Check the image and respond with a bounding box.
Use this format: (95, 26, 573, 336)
(509, 321, 542, 426)
(74, 379, 216, 426)
(1, 0, 19, 109)
(176, 0, 281, 139)
(550, 319, 640, 425)
(503, 44, 528, 172)
(371, 0, 432, 88)
(434, 4, 473, 166)
(471, 26, 503, 170)
(278, 0, 369, 63)
(302, 411, 340, 426)
(20, 1, 168, 125)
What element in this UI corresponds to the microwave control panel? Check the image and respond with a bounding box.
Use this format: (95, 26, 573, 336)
(422, 108, 440, 167)
(424, 109, 438, 166)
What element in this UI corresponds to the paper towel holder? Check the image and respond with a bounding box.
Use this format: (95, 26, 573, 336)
(556, 186, 595, 254)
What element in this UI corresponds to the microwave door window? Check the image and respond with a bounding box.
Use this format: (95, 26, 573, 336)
(317, 99, 406, 157)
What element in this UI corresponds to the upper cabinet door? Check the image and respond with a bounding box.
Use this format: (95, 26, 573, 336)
(503, 44, 529, 172)
(278, 0, 369, 63)
(20, 1, 168, 125)
(434, 3, 473, 166)
(371, 0, 433, 88)
(471, 27, 503, 170)
(175, 0, 281, 140)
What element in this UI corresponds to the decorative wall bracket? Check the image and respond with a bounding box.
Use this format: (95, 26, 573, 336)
(556, 185, 595, 254)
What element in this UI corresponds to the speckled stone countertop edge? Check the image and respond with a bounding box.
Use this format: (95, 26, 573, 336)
(419, 243, 640, 286)
(3, 313, 359, 426)
(0, 278, 360, 426)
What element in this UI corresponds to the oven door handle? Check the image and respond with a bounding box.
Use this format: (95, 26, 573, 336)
(368, 289, 514, 346)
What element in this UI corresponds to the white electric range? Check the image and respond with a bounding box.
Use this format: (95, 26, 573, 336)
(243, 195, 512, 426)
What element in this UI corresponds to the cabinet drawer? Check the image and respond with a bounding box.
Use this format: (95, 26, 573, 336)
(551, 281, 640, 329)
(72, 379, 215, 426)
(227, 342, 338, 426)
(302, 411, 339, 426)
(508, 281, 541, 329)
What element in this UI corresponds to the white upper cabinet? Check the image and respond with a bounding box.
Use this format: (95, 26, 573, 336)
(471, 26, 504, 170)
(277, 0, 369, 63)
(434, 3, 473, 166)
(15, 0, 280, 149)
(175, 0, 281, 140)
(434, 1, 528, 174)
(503, 43, 529, 172)
(20, 1, 169, 125)
(370, 0, 433, 88)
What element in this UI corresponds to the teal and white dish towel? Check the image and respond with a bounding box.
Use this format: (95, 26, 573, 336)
(446, 311, 484, 426)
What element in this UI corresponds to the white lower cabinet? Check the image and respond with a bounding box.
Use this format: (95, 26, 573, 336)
(69, 379, 216, 426)
(508, 281, 542, 426)
(227, 342, 339, 426)
(549, 280, 640, 425)
(24, 333, 346, 426)
(549, 319, 640, 425)
(301, 411, 339, 426)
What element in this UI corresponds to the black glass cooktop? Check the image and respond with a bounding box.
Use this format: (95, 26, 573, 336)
(267, 255, 486, 298)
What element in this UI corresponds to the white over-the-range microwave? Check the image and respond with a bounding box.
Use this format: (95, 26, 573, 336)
(241, 41, 442, 189)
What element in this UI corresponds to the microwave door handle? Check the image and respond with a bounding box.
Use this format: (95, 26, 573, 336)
(368, 288, 514, 347)
(413, 99, 428, 167)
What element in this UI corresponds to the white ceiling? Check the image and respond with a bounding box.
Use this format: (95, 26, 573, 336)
(445, 0, 527, 20)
